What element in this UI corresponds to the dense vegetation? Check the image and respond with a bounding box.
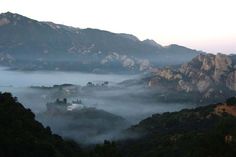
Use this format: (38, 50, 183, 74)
(1, 92, 236, 157)
(120, 98, 236, 157)
(0, 92, 84, 157)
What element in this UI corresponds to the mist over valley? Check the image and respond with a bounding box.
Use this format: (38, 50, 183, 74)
(0, 9, 236, 157)
(0, 66, 195, 144)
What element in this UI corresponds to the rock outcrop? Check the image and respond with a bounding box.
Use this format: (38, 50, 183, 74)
(147, 53, 236, 102)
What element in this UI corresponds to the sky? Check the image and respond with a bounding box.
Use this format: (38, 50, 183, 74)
(0, 0, 236, 54)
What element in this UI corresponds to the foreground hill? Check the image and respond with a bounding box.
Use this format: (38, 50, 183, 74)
(2, 91, 236, 157)
(0, 92, 84, 157)
(119, 97, 236, 157)
(0, 12, 201, 73)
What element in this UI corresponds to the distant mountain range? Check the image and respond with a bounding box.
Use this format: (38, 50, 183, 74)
(0, 12, 202, 73)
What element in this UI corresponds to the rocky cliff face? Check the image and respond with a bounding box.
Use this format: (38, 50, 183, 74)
(147, 53, 236, 102)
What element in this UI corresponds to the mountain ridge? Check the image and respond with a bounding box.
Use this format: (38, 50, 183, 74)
(0, 12, 202, 73)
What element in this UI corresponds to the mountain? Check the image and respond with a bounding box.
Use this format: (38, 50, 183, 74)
(0, 12, 201, 73)
(0, 92, 84, 157)
(139, 53, 236, 103)
(119, 97, 236, 157)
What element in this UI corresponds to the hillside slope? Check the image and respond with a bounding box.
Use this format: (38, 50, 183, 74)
(1, 92, 236, 157)
(120, 97, 236, 157)
(0, 92, 84, 157)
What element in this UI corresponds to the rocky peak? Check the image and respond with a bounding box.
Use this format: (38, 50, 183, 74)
(0, 12, 13, 17)
(180, 53, 233, 81)
(0, 12, 39, 27)
(142, 39, 162, 47)
(0, 12, 22, 21)
(147, 53, 236, 102)
(181, 54, 214, 71)
(119, 33, 140, 42)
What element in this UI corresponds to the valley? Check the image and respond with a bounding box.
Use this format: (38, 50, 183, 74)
(0, 9, 235, 157)
(0, 66, 194, 144)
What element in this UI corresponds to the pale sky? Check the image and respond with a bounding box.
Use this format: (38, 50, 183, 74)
(0, 0, 236, 54)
